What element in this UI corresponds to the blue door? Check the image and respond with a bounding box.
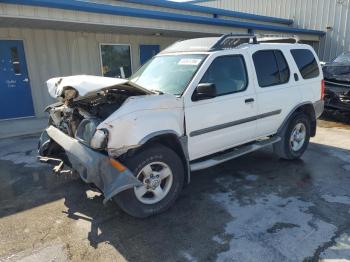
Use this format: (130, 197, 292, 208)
(140, 45, 160, 65)
(0, 40, 34, 120)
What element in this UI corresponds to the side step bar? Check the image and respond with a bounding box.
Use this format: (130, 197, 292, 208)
(190, 136, 281, 171)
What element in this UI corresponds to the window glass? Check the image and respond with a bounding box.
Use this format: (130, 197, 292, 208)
(275, 50, 290, 83)
(291, 49, 319, 79)
(333, 52, 350, 63)
(130, 54, 206, 95)
(199, 55, 248, 96)
(10, 47, 21, 75)
(253, 50, 280, 87)
(100, 44, 132, 78)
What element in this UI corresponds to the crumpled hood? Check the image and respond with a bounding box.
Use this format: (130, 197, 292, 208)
(46, 75, 149, 99)
(101, 93, 183, 125)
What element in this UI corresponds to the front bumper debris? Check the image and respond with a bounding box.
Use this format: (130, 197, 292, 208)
(44, 126, 142, 203)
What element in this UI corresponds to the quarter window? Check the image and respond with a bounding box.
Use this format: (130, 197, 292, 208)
(253, 50, 290, 87)
(100, 44, 132, 78)
(199, 55, 248, 96)
(291, 49, 320, 79)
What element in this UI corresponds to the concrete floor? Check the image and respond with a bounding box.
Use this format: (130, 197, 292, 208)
(0, 119, 350, 262)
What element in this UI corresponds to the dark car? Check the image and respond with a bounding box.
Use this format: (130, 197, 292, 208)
(322, 52, 350, 113)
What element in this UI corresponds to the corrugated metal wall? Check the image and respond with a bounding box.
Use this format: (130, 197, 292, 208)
(0, 3, 247, 38)
(200, 0, 350, 61)
(0, 27, 179, 118)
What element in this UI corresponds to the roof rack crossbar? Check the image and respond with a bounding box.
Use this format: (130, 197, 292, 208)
(210, 33, 257, 51)
(257, 35, 300, 43)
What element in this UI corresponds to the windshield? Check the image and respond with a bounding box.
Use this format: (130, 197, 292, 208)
(129, 54, 207, 95)
(333, 52, 350, 63)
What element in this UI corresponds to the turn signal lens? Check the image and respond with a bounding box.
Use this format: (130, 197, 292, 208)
(321, 79, 325, 100)
(110, 158, 127, 172)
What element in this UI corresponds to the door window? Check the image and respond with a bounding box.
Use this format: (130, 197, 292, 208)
(253, 50, 290, 87)
(100, 44, 132, 78)
(10, 47, 21, 75)
(199, 55, 248, 96)
(275, 50, 290, 83)
(290, 49, 319, 79)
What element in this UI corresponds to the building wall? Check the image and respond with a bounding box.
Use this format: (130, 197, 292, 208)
(200, 0, 350, 61)
(0, 27, 180, 137)
(0, 3, 247, 38)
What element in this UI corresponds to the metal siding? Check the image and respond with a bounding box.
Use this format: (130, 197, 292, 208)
(200, 0, 350, 61)
(0, 2, 324, 36)
(0, 3, 251, 37)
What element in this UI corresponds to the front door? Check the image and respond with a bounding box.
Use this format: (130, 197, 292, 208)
(0, 40, 34, 120)
(140, 45, 160, 65)
(185, 53, 258, 160)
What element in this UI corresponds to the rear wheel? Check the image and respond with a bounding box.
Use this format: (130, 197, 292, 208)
(114, 144, 184, 218)
(273, 113, 311, 160)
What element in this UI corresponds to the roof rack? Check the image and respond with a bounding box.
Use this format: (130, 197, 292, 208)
(257, 34, 300, 43)
(160, 33, 300, 54)
(209, 33, 301, 50)
(210, 33, 257, 51)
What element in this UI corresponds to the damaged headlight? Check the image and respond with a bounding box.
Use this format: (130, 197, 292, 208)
(90, 129, 108, 149)
(76, 119, 100, 145)
(76, 119, 108, 150)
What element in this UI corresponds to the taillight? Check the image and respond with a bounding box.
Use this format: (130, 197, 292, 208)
(321, 79, 325, 100)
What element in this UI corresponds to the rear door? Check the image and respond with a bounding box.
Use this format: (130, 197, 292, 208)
(251, 47, 302, 137)
(0, 40, 34, 120)
(184, 51, 258, 160)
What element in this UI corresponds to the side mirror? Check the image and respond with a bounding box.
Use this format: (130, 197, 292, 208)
(193, 83, 217, 101)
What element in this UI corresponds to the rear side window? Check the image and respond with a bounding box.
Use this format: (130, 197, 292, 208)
(253, 50, 290, 87)
(290, 49, 319, 79)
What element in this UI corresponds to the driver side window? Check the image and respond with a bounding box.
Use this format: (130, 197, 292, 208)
(200, 55, 248, 96)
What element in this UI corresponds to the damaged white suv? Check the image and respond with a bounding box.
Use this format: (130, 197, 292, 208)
(38, 34, 324, 218)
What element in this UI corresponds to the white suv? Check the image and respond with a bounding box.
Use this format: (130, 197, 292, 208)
(38, 34, 324, 217)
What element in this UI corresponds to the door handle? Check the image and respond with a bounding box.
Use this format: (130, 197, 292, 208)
(245, 98, 255, 103)
(294, 73, 299, 81)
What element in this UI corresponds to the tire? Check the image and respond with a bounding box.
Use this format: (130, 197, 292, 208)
(113, 144, 185, 218)
(273, 113, 311, 160)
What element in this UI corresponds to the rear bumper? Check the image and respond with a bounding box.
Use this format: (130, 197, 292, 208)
(44, 126, 141, 203)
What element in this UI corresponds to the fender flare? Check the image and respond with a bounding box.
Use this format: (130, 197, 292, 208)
(137, 130, 191, 184)
(277, 102, 317, 136)
(138, 130, 182, 145)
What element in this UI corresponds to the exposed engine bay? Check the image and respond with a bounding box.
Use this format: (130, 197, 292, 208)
(47, 86, 145, 139)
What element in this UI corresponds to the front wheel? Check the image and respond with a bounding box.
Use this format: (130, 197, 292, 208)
(273, 113, 311, 160)
(113, 144, 184, 218)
